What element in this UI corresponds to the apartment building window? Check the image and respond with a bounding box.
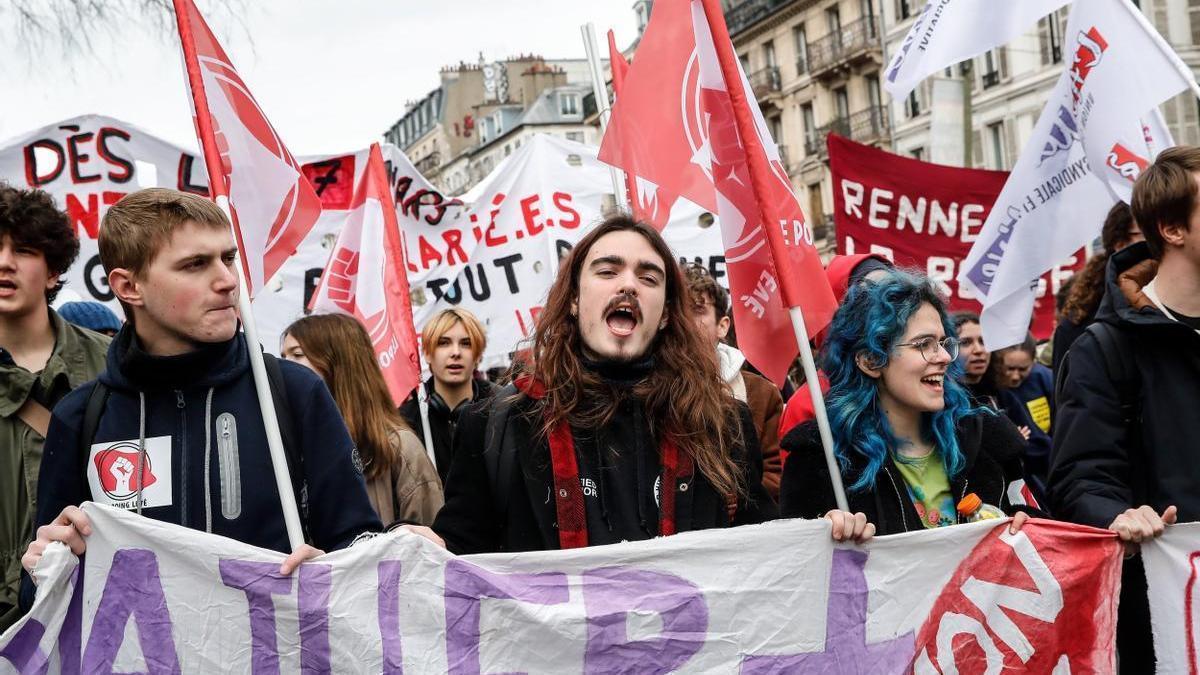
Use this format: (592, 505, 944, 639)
(740, 53, 751, 73)
(988, 121, 1006, 170)
(769, 115, 783, 143)
(763, 40, 777, 69)
(794, 24, 809, 75)
(827, 7, 842, 49)
(802, 103, 816, 153)
(866, 74, 882, 110)
(560, 93, 580, 116)
(896, 0, 913, 20)
(909, 147, 925, 161)
(1191, 0, 1200, 45)
(905, 90, 920, 118)
(861, 0, 876, 32)
(980, 48, 1006, 89)
(493, 111, 504, 136)
(1039, 10, 1066, 65)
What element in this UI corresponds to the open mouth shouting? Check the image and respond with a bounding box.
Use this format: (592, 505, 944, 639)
(0, 278, 17, 297)
(604, 297, 642, 338)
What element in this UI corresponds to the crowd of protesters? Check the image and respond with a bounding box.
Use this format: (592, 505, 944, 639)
(2, 147, 1199, 671)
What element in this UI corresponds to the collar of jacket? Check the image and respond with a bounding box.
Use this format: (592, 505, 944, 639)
(101, 323, 246, 392)
(0, 310, 108, 417)
(424, 376, 491, 416)
(1099, 241, 1188, 331)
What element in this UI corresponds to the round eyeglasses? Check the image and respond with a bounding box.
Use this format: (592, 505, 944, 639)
(894, 336, 960, 363)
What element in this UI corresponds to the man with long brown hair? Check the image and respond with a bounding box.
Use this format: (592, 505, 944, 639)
(416, 215, 774, 553)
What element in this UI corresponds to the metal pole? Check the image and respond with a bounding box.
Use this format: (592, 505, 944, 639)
(217, 196, 306, 551)
(581, 22, 629, 209)
(789, 307, 850, 512)
(415, 359, 438, 471)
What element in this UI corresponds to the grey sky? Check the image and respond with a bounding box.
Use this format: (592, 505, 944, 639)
(0, 1, 638, 154)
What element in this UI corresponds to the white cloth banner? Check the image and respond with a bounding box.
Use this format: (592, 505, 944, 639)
(1, 504, 1121, 673)
(1144, 523, 1200, 673)
(0, 115, 210, 315)
(884, 0, 1071, 101)
(958, 0, 1190, 350)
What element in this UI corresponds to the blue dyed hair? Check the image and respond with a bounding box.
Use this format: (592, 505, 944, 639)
(821, 270, 983, 492)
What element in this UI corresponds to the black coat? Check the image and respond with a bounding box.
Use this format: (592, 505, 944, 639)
(399, 377, 496, 484)
(779, 412, 1029, 535)
(1051, 242, 1200, 528)
(432, 391, 775, 554)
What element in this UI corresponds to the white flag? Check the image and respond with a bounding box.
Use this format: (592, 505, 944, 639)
(958, 0, 1193, 350)
(884, 0, 1071, 101)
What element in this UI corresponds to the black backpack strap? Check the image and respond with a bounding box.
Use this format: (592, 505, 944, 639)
(1086, 322, 1139, 425)
(262, 352, 310, 542)
(482, 385, 521, 523)
(79, 381, 110, 457)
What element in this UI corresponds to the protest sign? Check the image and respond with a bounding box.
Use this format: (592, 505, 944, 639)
(1145, 523, 1200, 673)
(0, 114, 210, 314)
(1, 504, 1121, 673)
(828, 134, 1081, 340)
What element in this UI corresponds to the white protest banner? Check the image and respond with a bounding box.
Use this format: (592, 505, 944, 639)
(958, 0, 1189, 350)
(1144, 523, 1200, 673)
(1, 504, 1121, 672)
(0, 114, 210, 314)
(884, 0, 1071, 101)
(255, 134, 725, 366)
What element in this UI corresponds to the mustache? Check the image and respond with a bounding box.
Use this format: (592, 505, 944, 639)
(603, 293, 643, 322)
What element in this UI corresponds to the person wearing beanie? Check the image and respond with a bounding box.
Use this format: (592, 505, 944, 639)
(57, 300, 123, 337)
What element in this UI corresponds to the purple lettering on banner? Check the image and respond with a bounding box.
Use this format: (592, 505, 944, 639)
(219, 559, 294, 675)
(377, 561, 403, 674)
(58, 564, 84, 674)
(298, 565, 332, 675)
(81, 549, 181, 674)
(0, 619, 49, 674)
(443, 560, 569, 675)
(740, 549, 914, 673)
(581, 566, 708, 674)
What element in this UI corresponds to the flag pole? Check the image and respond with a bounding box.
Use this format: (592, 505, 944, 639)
(581, 22, 629, 210)
(1115, 0, 1200, 100)
(173, 0, 304, 550)
(697, 0, 848, 511)
(606, 29, 644, 220)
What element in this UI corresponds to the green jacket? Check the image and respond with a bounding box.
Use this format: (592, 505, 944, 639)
(0, 309, 109, 631)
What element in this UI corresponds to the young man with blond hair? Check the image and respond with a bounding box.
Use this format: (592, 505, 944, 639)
(21, 188, 380, 604)
(0, 184, 109, 631)
(400, 307, 494, 483)
(1053, 146, 1200, 669)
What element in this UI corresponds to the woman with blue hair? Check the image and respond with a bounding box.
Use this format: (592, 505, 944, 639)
(779, 271, 1035, 541)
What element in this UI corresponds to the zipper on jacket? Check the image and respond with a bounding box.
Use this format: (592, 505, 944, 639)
(216, 413, 242, 520)
(176, 390, 188, 527)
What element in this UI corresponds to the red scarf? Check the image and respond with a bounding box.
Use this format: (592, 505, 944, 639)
(517, 374, 693, 549)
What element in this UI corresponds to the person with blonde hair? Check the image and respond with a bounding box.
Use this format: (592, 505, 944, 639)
(283, 314, 442, 526)
(399, 307, 495, 482)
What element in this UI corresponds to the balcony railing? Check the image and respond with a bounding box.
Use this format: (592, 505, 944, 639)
(981, 70, 1001, 88)
(749, 66, 781, 99)
(415, 150, 442, 175)
(808, 105, 890, 158)
(725, 0, 799, 37)
(808, 16, 881, 75)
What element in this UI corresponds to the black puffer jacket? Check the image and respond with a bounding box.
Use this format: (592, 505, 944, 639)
(1051, 242, 1200, 527)
(779, 412, 1030, 534)
(399, 377, 496, 484)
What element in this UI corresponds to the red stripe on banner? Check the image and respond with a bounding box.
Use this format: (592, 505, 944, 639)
(1186, 551, 1200, 675)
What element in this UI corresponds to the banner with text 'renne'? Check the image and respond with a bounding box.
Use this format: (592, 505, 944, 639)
(0, 504, 1121, 673)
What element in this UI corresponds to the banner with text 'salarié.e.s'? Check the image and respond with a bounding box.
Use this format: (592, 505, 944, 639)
(0, 504, 1121, 673)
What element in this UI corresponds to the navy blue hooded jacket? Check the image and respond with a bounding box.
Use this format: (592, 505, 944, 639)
(32, 326, 381, 557)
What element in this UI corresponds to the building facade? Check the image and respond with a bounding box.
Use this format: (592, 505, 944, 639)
(384, 56, 601, 195)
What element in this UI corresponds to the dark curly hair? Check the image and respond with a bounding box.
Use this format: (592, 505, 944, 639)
(0, 183, 79, 303)
(1060, 202, 1136, 325)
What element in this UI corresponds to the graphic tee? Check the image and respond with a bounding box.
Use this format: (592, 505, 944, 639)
(894, 452, 956, 529)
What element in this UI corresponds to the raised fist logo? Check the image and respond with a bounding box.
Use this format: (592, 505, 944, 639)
(94, 444, 157, 501)
(109, 457, 135, 494)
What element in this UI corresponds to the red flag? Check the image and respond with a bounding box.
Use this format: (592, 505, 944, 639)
(599, 0, 837, 385)
(608, 29, 677, 231)
(174, 0, 322, 297)
(309, 144, 421, 405)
